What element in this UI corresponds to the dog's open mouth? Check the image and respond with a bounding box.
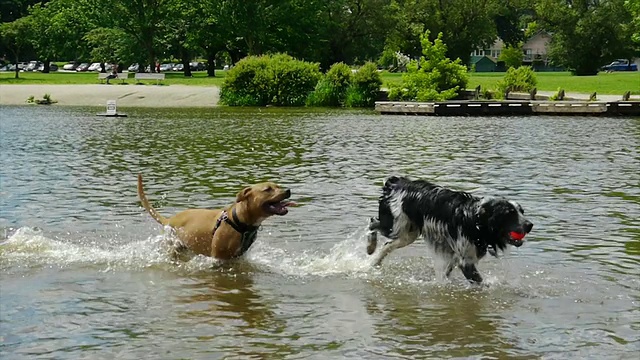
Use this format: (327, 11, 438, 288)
(264, 200, 296, 215)
(508, 231, 526, 247)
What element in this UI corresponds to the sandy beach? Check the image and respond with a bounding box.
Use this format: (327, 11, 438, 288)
(0, 84, 220, 107)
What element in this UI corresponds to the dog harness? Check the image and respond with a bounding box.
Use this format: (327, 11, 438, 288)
(213, 207, 259, 257)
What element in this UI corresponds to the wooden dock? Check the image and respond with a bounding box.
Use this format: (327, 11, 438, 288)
(375, 100, 640, 116)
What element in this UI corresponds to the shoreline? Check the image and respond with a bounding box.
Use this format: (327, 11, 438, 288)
(0, 84, 635, 109)
(0, 84, 220, 108)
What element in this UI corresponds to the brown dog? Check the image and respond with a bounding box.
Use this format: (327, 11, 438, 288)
(137, 174, 294, 260)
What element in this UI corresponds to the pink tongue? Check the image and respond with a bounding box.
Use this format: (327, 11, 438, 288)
(283, 201, 297, 207)
(510, 231, 525, 240)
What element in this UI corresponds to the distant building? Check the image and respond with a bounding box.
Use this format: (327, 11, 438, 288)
(522, 32, 552, 65)
(470, 55, 497, 72)
(471, 31, 560, 71)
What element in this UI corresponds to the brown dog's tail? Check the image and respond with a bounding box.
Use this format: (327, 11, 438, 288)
(137, 173, 168, 225)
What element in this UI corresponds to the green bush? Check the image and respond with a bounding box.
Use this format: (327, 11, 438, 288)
(306, 62, 352, 107)
(496, 66, 538, 95)
(499, 44, 524, 69)
(220, 53, 321, 106)
(388, 31, 469, 102)
(344, 62, 382, 107)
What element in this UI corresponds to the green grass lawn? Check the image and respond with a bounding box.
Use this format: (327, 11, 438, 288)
(2, 69, 638, 95)
(0, 70, 228, 86)
(380, 71, 640, 95)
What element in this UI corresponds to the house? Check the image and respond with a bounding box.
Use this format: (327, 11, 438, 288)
(522, 32, 552, 65)
(471, 38, 504, 59)
(471, 31, 558, 71)
(470, 55, 497, 72)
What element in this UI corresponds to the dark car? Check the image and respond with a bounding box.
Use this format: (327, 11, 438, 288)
(189, 61, 206, 71)
(602, 59, 638, 72)
(36, 62, 59, 71)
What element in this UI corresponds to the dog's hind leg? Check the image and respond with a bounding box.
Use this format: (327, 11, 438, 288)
(460, 264, 483, 284)
(371, 231, 419, 267)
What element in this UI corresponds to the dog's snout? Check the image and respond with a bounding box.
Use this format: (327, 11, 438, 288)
(524, 221, 533, 233)
(284, 189, 291, 197)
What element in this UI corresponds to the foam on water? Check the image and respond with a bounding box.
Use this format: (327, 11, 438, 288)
(0, 227, 175, 272)
(0, 225, 378, 276)
(247, 226, 377, 278)
(1, 226, 516, 291)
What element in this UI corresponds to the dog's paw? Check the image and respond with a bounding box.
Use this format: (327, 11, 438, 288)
(368, 217, 380, 231)
(366, 231, 378, 255)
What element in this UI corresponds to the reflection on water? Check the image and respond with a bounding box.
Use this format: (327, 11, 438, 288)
(1, 105, 639, 359)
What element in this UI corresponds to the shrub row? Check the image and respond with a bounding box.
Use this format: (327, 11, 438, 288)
(219, 53, 321, 106)
(220, 54, 382, 108)
(220, 51, 539, 107)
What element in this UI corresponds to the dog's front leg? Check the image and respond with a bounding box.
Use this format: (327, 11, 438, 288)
(366, 217, 380, 255)
(460, 264, 483, 284)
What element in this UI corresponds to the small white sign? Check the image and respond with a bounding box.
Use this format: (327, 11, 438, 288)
(106, 100, 117, 115)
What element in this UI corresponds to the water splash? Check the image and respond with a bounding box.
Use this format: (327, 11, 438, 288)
(1, 226, 517, 291)
(0, 227, 174, 272)
(248, 226, 376, 278)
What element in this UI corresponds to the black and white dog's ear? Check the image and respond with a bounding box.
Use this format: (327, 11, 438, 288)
(475, 197, 495, 225)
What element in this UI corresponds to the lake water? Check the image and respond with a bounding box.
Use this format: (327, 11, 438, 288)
(1, 105, 638, 359)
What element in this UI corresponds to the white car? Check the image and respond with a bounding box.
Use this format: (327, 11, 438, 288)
(88, 62, 102, 71)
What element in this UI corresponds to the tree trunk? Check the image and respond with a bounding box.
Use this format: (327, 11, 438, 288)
(13, 52, 20, 79)
(206, 49, 217, 77)
(43, 59, 51, 73)
(181, 47, 192, 77)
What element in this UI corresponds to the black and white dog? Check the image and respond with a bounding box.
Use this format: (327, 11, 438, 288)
(366, 176, 533, 284)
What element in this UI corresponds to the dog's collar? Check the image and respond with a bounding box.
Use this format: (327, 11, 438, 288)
(213, 207, 260, 257)
(226, 207, 259, 234)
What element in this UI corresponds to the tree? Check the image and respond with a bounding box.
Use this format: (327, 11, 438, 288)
(84, 27, 132, 67)
(0, 17, 32, 78)
(89, 0, 171, 73)
(388, 31, 469, 101)
(499, 43, 523, 68)
(314, 0, 392, 68)
(625, 0, 640, 55)
(27, 0, 92, 72)
(493, 0, 536, 47)
(383, 0, 499, 66)
(537, 0, 636, 75)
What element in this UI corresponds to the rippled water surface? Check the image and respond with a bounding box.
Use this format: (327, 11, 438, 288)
(1, 105, 639, 359)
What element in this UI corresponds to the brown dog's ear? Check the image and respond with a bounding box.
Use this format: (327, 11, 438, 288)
(236, 187, 252, 203)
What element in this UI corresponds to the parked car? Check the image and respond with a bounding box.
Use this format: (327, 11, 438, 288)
(128, 63, 139, 72)
(75, 63, 90, 72)
(25, 61, 42, 71)
(36, 62, 58, 71)
(62, 61, 79, 71)
(159, 63, 175, 72)
(189, 61, 206, 71)
(602, 59, 638, 72)
(87, 62, 102, 71)
(4, 63, 28, 71)
(172, 63, 184, 71)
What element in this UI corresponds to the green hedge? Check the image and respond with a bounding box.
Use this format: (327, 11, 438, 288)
(388, 31, 468, 102)
(220, 53, 321, 106)
(307, 61, 382, 108)
(345, 62, 383, 107)
(496, 66, 538, 96)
